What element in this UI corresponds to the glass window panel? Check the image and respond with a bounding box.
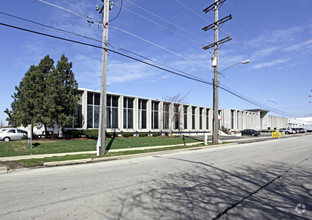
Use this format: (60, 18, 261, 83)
(153, 112, 159, 129)
(123, 109, 127, 128)
(128, 109, 133, 129)
(94, 106, 99, 128)
(87, 105, 93, 128)
(94, 93, 100, 105)
(142, 110, 147, 129)
(107, 95, 111, 106)
(112, 108, 118, 128)
(112, 96, 119, 107)
(106, 107, 111, 128)
(128, 98, 134, 109)
(74, 104, 82, 128)
(87, 92, 93, 105)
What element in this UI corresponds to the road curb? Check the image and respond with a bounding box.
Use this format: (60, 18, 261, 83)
(0, 166, 8, 174)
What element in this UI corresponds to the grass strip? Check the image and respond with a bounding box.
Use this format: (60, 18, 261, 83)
(14, 143, 205, 167)
(0, 136, 199, 157)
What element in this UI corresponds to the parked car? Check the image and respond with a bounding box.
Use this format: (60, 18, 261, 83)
(298, 128, 305, 133)
(241, 129, 260, 136)
(290, 128, 297, 134)
(0, 128, 28, 142)
(279, 128, 294, 134)
(0, 128, 8, 133)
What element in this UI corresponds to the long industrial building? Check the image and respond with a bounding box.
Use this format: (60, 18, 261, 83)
(71, 88, 288, 134)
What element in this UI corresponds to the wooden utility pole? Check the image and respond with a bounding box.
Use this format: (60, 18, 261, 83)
(202, 0, 232, 144)
(97, 0, 110, 156)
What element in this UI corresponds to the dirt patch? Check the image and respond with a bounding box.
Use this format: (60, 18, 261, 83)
(0, 161, 26, 170)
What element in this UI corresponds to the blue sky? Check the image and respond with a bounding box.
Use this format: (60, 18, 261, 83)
(1, 0, 312, 125)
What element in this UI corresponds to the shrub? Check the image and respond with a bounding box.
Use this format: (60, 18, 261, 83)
(64, 130, 84, 138)
(84, 130, 98, 139)
(139, 132, 149, 137)
(122, 132, 134, 137)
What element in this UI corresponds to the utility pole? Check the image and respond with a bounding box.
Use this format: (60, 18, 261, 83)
(202, 0, 232, 144)
(96, 0, 110, 156)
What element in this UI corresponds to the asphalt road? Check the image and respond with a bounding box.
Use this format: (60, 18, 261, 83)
(0, 135, 311, 219)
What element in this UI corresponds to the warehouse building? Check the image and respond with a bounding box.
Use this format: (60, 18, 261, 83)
(71, 88, 288, 134)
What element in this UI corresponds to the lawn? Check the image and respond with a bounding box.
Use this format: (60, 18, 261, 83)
(0, 136, 200, 157)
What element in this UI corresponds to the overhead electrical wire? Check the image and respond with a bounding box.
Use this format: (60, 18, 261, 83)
(110, 25, 210, 70)
(174, 0, 230, 36)
(0, 21, 308, 117)
(35, 0, 277, 109)
(0, 11, 101, 43)
(125, 0, 209, 43)
(116, 4, 203, 45)
(174, 0, 211, 23)
(37, 1, 212, 70)
(0, 11, 204, 81)
(38, 0, 98, 24)
(109, 0, 123, 22)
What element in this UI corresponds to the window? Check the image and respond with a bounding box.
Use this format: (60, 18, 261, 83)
(107, 95, 119, 128)
(123, 97, 134, 129)
(74, 104, 83, 128)
(174, 104, 180, 130)
(206, 109, 209, 129)
(151, 101, 159, 129)
(87, 92, 100, 128)
(231, 110, 235, 129)
(8, 129, 16, 133)
(199, 108, 203, 130)
(184, 106, 188, 129)
(138, 99, 147, 129)
(163, 103, 170, 129)
(192, 107, 196, 129)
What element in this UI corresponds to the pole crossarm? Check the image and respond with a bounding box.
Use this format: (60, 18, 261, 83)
(202, 14, 232, 31)
(203, 0, 226, 13)
(202, 35, 232, 50)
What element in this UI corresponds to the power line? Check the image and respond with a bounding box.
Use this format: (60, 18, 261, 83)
(175, 0, 211, 23)
(0, 21, 308, 117)
(0, 11, 101, 43)
(2, 11, 276, 112)
(37, 1, 212, 70)
(125, 0, 209, 43)
(38, 0, 98, 24)
(0, 11, 205, 81)
(175, 0, 229, 36)
(117, 4, 203, 45)
(109, 0, 123, 22)
(110, 25, 210, 70)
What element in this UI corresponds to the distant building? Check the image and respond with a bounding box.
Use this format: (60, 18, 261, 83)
(66, 88, 288, 135)
(288, 117, 312, 130)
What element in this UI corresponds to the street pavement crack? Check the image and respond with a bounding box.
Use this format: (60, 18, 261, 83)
(212, 155, 312, 220)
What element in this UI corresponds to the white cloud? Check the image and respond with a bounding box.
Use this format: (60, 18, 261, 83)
(284, 39, 312, 52)
(253, 58, 290, 69)
(108, 60, 158, 83)
(251, 47, 280, 59)
(248, 25, 308, 48)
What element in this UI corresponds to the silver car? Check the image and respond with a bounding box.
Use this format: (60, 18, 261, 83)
(0, 128, 28, 142)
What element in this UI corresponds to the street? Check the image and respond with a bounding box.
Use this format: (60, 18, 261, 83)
(0, 135, 311, 219)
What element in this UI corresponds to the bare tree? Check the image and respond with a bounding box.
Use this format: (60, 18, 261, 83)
(162, 92, 190, 136)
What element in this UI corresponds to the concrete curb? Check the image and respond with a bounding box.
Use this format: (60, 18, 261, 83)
(43, 142, 203, 167)
(0, 166, 8, 174)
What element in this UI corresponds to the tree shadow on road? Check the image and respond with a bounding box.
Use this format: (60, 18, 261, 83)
(104, 158, 312, 220)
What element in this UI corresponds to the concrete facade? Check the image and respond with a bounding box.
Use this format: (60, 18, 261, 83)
(70, 88, 288, 134)
(220, 108, 288, 131)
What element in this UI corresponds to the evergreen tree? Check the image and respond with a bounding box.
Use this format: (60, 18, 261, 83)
(46, 54, 79, 133)
(5, 55, 79, 135)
